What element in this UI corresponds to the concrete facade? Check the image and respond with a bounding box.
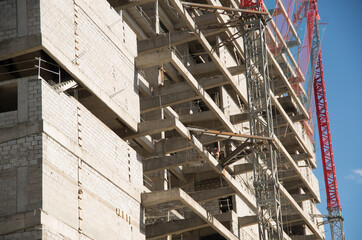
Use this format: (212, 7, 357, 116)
(0, 77, 144, 239)
(0, 0, 326, 240)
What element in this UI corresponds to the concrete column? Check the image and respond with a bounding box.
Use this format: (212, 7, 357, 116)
(16, 167, 28, 212)
(16, 0, 28, 37)
(154, 0, 160, 34)
(17, 78, 28, 123)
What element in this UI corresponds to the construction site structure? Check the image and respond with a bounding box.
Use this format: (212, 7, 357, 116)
(314, 50, 345, 240)
(240, 1, 283, 239)
(0, 0, 332, 240)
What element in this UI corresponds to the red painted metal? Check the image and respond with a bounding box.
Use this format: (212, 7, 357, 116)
(240, 0, 264, 11)
(314, 50, 341, 211)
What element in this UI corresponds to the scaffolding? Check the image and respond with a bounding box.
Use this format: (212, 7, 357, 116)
(241, 2, 283, 239)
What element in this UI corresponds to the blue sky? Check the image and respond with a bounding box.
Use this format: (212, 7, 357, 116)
(313, 0, 362, 239)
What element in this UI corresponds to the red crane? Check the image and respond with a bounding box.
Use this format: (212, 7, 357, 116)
(314, 50, 345, 240)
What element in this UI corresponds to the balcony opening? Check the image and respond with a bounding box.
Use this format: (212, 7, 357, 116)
(0, 83, 17, 113)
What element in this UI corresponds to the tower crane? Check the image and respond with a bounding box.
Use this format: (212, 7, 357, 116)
(313, 49, 345, 240)
(181, 1, 345, 240)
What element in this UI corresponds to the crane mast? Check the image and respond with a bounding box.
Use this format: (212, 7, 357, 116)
(314, 50, 345, 240)
(240, 1, 283, 239)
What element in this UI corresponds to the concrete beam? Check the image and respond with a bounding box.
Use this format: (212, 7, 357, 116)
(168, 0, 248, 105)
(290, 193, 314, 202)
(0, 34, 42, 62)
(220, 141, 253, 166)
(122, 9, 148, 39)
(187, 62, 245, 78)
(125, 118, 189, 139)
(158, 75, 227, 96)
(282, 214, 304, 224)
(271, 92, 315, 168)
(232, 163, 254, 175)
(138, 73, 152, 97)
(137, 50, 236, 132)
(158, 4, 175, 32)
(0, 209, 41, 235)
(138, 29, 224, 54)
(279, 185, 324, 239)
(188, 187, 235, 203)
(135, 136, 155, 153)
(136, 50, 172, 69)
(143, 151, 199, 174)
(146, 212, 236, 239)
(161, 124, 295, 239)
(179, 111, 249, 126)
(156, 134, 223, 155)
(140, 90, 198, 113)
(146, 217, 207, 239)
(238, 215, 257, 228)
(278, 170, 298, 181)
(273, 136, 320, 202)
(163, 62, 182, 83)
(170, 52, 235, 132)
(289, 153, 310, 162)
(108, 0, 155, 10)
(179, 111, 217, 124)
(169, 166, 187, 182)
(0, 120, 42, 144)
(291, 235, 317, 240)
(142, 188, 238, 240)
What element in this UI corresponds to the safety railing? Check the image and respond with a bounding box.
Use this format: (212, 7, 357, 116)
(0, 57, 61, 83)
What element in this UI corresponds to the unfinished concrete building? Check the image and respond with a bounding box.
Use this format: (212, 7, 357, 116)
(0, 0, 326, 239)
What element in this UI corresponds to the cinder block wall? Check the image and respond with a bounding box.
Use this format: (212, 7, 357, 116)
(1, 0, 139, 126)
(41, 77, 144, 239)
(0, 0, 40, 41)
(40, 0, 139, 123)
(0, 77, 144, 240)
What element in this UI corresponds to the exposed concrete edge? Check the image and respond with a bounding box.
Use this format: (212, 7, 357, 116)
(143, 154, 194, 174)
(0, 34, 42, 61)
(271, 91, 316, 167)
(0, 209, 41, 235)
(280, 185, 324, 239)
(170, 52, 236, 132)
(142, 188, 238, 240)
(136, 50, 236, 132)
(266, 47, 309, 119)
(126, 118, 181, 140)
(168, 0, 247, 105)
(273, 136, 320, 202)
(0, 119, 141, 203)
(41, 120, 142, 203)
(0, 120, 43, 144)
(41, 38, 138, 132)
(188, 187, 235, 203)
(145, 217, 208, 239)
(77, 0, 136, 60)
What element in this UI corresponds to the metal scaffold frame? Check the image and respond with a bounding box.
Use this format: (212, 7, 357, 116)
(241, 3, 283, 239)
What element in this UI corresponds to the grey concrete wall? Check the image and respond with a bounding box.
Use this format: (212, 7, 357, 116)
(0, 111, 17, 127)
(0, 0, 41, 59)
(40, 0, 139, 123)
(0, 0, 139, 128)
(0, 0, 17, 41)
(0, 77, 144, 240)
(0, 0, 40, 41)
(40, 79, 144, 239)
